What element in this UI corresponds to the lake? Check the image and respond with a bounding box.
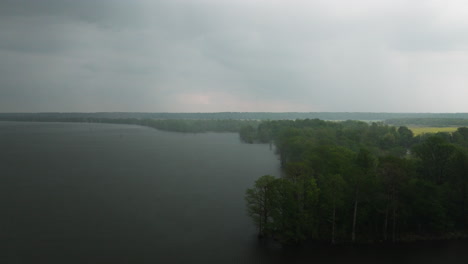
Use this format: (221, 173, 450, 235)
(1, 121, 467, 264)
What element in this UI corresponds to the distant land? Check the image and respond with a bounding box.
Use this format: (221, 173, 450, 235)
(3, 112, 468, 132)
(2, 112, 468, 121)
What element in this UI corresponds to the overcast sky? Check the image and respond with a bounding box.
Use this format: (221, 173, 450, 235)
(1, 0, 468, 112)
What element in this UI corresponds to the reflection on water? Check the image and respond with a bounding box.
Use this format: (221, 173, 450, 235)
(0, 122, 467, 264)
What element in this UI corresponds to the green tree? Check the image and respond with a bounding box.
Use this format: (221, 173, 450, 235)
(245, 175, 276, 237)
(318, 173, 346, 244)
(397, 126, 414, 149)
(446, 147, 468, 228)
(403, 178, 448, 234)
(239, 125, 256, 143)
(377, 156, 408, 241)
(413, 135, 456, 184)
(351, 148, 376, 242)
(453, 127, 468, 148)
(269, 176, 319, 244)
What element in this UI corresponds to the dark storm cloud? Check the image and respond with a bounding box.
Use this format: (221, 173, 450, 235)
(1, 0, 468, 112)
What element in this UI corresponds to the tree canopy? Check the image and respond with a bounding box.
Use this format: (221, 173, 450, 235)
(244, 120, 468, 244)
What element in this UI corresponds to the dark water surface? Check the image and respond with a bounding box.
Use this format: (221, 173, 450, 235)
(1, 122, 467, 264)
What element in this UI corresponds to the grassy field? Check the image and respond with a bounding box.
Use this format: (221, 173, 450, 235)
(409, 126, 459, 136)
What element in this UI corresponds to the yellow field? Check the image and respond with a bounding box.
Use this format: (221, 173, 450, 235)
(409, 126, 459, 136)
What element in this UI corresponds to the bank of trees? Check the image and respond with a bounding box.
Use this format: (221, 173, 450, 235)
(0, 114, 261, 133)
(385, 118, 468, 127)
(3, 112, 468, 122)
(140, 119, 259, 133)
(245, 119, 468, 244)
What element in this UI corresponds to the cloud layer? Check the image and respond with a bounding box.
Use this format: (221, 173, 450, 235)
(1, 0, 468, 112)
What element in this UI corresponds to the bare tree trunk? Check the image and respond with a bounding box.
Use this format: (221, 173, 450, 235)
(383, 204, 389, 241)
(462, 183, 466, 224)
(332, 201, 336, 244)
(259, 205, 265, 237)
(260, 186, 268, 237)
(260, 223, 263, 237)
(392, 206, 396, 242)
(392, 191, 397, 242)
(352, 187, 358, 243)
(263, 207, 268, 237)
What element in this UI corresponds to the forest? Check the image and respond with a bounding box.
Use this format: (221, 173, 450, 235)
(243, 119, 468, 245)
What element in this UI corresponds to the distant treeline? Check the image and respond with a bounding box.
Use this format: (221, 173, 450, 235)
(243, 119, 468, 245)
(2, 112, 468, 121)
(139, 119, 260, 133)
(0, 115, 259, 133)
(386, 118, 468, 127)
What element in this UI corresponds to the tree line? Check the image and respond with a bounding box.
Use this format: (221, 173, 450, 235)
(244, 119, 468, 245)
(385, 118, 468, 127)
(3, 112, 468, 122)
(0, 115, 260, 133)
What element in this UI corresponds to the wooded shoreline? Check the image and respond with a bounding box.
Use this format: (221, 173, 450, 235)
(2, 114, 468, 246)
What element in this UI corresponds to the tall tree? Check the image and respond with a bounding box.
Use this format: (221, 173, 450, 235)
(245, 175, 276, 237)
(269, 176, 319, 244)
(413, 135, 456, 184)
(319, 173, 346, 244)
(397, 126, 414, 149)
(351, 148, 376, 242)
(447, 147, 468, 228)
(378, 156, 408, 241)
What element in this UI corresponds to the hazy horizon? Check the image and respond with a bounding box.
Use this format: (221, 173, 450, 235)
(2, 111, 468, 114)
(2, 0, 468, 113)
